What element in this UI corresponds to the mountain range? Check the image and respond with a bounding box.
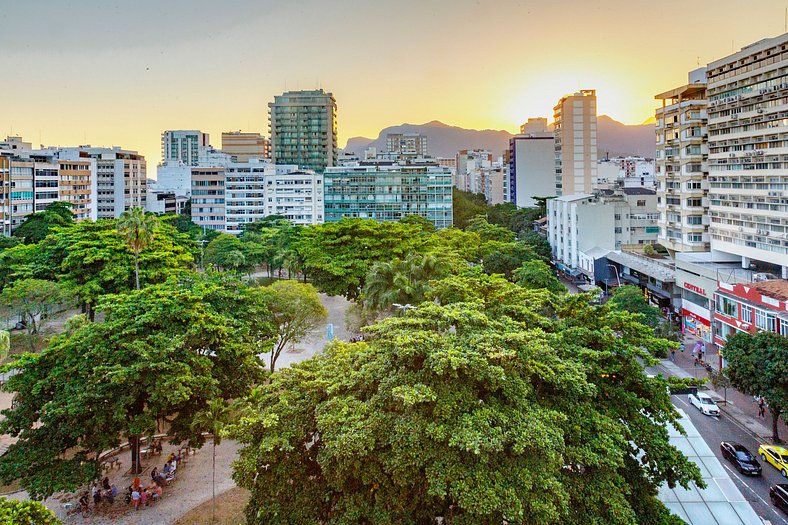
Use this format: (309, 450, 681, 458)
(344, 116, 656, 159)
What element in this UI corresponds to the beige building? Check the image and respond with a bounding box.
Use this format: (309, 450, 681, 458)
(191, 167, 226, 232)
(554, 90, 597, 196)
(0, 154, 34, 234)
(221, 131, 270, 162)
(58, 160, 94, 221)
(655, 68, 709, 255)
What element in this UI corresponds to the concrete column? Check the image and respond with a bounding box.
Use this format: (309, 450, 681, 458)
(741, 256, 751, 269)
(782, 265, 788, 279)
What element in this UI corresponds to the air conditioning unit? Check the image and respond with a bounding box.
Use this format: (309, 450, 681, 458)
(729, 153, 736, 158)
(758, 109, 764, 114)
(768, 191, 784, 197)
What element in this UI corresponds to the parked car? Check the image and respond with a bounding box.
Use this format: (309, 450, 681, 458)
(720, 442, 761, 475)
(759, 444, 788, 477)
(770, 484, 788, 512)
(688, 392, 720, 416)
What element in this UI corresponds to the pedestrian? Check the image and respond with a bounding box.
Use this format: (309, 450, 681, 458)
(679, 342, 685, 353)
(758, 397, 765, 417)
(670, 348, 676, 361)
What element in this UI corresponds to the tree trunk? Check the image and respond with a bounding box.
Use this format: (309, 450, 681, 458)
(212, 441, 216, 524)
(134, 250, 140, 291)
(773, 409, 782, 443)
(129, 435, 141, 474)
(87, 302, 95, 322)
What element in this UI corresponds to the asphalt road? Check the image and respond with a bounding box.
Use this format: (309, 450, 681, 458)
(671, 393, 788, 525)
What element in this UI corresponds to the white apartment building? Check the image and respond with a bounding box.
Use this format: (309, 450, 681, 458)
(386, 133, 428, 159)
(554, 90, 598, 196)
(509, 126, 556, 207)
(484, 163, 508, 205)
(655, 68, 710, 255)
(597, 157, 656, 190)
(162, 130, 210, 166)
(455, 149, 492, 194)
(263, 168, 323, 227)
(548, 188, 659, 271)
(706, 34, 788, 277)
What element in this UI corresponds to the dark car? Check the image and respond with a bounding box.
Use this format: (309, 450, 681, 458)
(771, 484, 788, 513)
(720, 441, 762, 476)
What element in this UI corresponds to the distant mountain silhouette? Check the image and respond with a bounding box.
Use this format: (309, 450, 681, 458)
(344, 116, 655, 159)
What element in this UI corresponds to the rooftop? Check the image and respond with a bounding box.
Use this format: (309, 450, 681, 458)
(750, 279, 788, 301)
(621, 187, 657, 196)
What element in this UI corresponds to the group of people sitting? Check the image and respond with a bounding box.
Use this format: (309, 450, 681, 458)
(128, 451, 183, 510)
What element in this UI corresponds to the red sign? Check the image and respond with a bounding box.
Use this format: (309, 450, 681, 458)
(682, 308, 710, 326)
(683, 282, 706, 296)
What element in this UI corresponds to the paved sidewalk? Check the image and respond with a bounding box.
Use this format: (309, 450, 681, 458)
(660, 332, 787, 441)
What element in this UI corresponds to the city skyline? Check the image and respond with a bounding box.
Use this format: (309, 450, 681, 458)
(3, 0, 788, 166)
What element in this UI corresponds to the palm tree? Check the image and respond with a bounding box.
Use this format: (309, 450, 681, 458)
(363, 253, 451, 312)
(117, 208, 158, 290)
(192, 399, 231, 524)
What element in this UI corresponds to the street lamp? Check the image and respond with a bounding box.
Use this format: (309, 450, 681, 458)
(607, 264, 622, 287)
(392, 303, 416, 316)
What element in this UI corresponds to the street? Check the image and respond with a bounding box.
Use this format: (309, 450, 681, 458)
(669, 390, 788, 524)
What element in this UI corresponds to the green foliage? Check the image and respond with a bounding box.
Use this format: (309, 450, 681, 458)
(205, 234, 255, 274)
(481, 240, 538, 280)
(117, 207, 159, 290)
(0, 330, 9, 362)
(452, 188, 488, 229)
(466, 216, 516, 243)
(723, 331, 787, 441)
(486, 202, 542, 236)
(515, 259, 565, 294)
(12, 202, 75, 245)
(0, 279, 72, 338)
(520, 231, 552, 261)
(643, 244, 657, 257)
(0, 498, 61, 524)
(292, 219, 426, 300)
(240, 219, 302, 278)
(607, 285, 663, 328)
(400, 214, 435, 233)
(230, 274, 700, 524)
(0, 275, 268, 499)
(363, 252, 452, 311)
(257, 280, 327, 372)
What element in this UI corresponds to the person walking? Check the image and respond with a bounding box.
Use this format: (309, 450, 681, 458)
(758, 397, 766, 417)
(670, 348, 676, 362)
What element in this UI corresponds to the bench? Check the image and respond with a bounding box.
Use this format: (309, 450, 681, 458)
(100, 458, 121, 472)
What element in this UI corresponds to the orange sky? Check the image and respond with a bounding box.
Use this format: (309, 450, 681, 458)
(3, 0, 788, 168)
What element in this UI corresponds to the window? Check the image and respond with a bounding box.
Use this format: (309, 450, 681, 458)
(715, 295, 738, 317)
(636, 200, 646, 207)
(755, 309, 776, 332)
(741, 306, 752, 324)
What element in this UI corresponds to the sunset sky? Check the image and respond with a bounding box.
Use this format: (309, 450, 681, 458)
(3, 0, 788, 167)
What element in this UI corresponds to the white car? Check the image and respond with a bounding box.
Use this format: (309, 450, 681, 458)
(689, 392, 720, 416)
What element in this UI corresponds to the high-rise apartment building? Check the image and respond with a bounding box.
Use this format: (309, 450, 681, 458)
(385, 133, 428, 159)
(655, 68, 710, 255)
(269, 89, 337, 172)
(508, 118, 555, 207)
(162, 130, 210, 166)
(706, 34, 788, 276)
(554, 90, 597, 196)
(221, 131, 270, 162)
(324, 164, 453, 229)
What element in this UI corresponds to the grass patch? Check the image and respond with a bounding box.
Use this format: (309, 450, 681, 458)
(173, 486, 249, 525)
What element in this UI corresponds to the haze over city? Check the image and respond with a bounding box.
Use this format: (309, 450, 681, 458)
(3, 0, 788, 165)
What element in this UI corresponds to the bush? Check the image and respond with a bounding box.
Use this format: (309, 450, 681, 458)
(0, 498, 61, 524)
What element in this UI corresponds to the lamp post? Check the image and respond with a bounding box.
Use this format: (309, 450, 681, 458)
(392, 303, 416, 316)
(607, 264, 622, 287)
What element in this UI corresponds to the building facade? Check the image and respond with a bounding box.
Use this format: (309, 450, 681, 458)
(455, 149, 492, 194)
(713, 280, 788, 348)
(162, 130, 210, 166)
(655, 68, 710, 255)
(324, 164, 453, 229)
(508, 131, 555, 207)
(554, 90, 598, 196)
(191, 167, 226, 232)
(706, 34, 788, 277)
(221, 131, 270, 162)
(269, 89, 337, 172)
(386, 133, 428, 160)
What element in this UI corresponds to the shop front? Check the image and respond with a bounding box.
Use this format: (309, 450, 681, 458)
(681, 307, 711, 342)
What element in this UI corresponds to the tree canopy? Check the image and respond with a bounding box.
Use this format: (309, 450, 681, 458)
(0, 275, 270, 498)
(12, 202, 75, 245)
(230, 273, 700, 525)
(723, 331, 787, 442)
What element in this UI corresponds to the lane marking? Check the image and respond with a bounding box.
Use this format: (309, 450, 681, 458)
(723, 463, 788, 524)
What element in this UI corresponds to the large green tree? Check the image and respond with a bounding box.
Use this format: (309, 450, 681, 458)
(363, 252, 452, 311)
(12, 202, 75, 245)
(205, 234, 255, 274)
(117, 207, 159, 290)
(3, 220, 194, 319)
(723, 331, 788, 442)
(230, 273, 700, 524)
(258, 280, 327, 373)
(292, 219, 426, 300)
(0, 279, 72, 351)
(0, 275, 269, 498)
(515, 259, 565, 294)
(452, 188, 488, 229)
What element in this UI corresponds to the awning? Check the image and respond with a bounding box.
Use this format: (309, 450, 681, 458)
(568, 269, 583, 277)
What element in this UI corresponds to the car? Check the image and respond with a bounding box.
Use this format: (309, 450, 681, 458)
(759, 444, 788, 477)
(771, 484, 788, 512)
(688, 392, 720, 416)
(720, 442, 761, 475)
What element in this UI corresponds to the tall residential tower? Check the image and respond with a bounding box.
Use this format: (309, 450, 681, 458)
(554, 90, 597, 196)
(268, 89, 337, 172)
